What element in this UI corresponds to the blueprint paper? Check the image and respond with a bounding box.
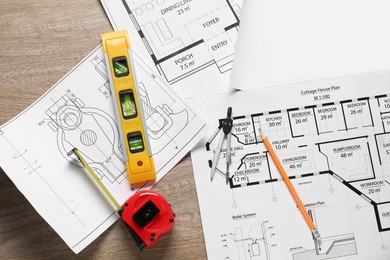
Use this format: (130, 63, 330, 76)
(0, 45, 207, 253)
(100, 0, 243, 98)
(230, 0, 390, 90)
(190, 71, 390, 259)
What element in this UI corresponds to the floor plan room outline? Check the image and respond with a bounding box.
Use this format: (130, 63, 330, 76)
(121, 0, 242, 83)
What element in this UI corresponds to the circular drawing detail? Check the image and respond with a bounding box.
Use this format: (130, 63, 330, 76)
(64, 112, 79, 127)
(146, 3, 154, 10)
(80, 129, 97, 146)
(156, 0, 164, 5)
(56, 106, 83, 131)
(135, 8, 143, 16)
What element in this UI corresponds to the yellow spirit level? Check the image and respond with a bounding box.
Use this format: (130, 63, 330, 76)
(102, 30, 156, 184)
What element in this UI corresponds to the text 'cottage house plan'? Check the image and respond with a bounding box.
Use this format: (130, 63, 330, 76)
(121, 0, 241, 83)
(194, 75, 390, 259)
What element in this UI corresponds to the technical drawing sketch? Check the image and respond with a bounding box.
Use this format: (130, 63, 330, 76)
(0, 45, 207, 253)
(45, 94, 127, 184)
(138, 81, 189, 151)
(130, 51, 196, 154)
(221, 221, 275, 260)
(90, 55, 112, 98)
(318, 137, 375, 182)
(191, 72, 390, 259)
(292, 208, 358, 260)
(376, 133, 390, 165)
(205, 94, 389, 234)
(89, 49, 197, 155)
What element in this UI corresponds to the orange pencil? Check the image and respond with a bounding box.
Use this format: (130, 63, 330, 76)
(261, 131, 321, 241)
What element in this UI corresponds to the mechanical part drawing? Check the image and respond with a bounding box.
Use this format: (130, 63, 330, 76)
(90, 55, 112, 98)
(0, 45, 207, 253)
(90, 51, 195, 155)
(45, 94, 127, 184)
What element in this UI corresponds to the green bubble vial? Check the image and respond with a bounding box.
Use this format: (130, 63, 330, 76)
(128, 133, 144, 153)
(120, 92, 136, 118)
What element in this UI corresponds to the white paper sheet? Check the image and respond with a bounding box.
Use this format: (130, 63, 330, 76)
(0, 45, 207, 253)
(231, 0, 390, 90)
(190, 71, 390, 259)
(100, 0, 243, 98)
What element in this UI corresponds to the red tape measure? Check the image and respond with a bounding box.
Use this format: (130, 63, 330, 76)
(69, 148, 175, 249)
(118, 190, 175, 249)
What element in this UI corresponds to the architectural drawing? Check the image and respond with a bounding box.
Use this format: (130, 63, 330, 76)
(206, 93, 390, 237)
(292, 208, 358, 260)
(191, 72, 390, 259)
(100, 0, 244, 98)
(119, 0, 242, 83)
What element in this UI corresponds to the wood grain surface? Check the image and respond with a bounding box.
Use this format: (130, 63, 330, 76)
(0, 0, 207, 258)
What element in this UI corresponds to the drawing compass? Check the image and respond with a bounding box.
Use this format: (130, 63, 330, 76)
(210, 107, 233, 184)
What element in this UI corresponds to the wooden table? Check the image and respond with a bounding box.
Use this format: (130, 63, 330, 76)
(0, 0, 207, 258)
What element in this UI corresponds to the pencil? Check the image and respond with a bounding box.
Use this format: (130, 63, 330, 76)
(260, 131, 321, 241)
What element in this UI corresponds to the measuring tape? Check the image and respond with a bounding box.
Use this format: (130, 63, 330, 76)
(69, 148, 175, 249)
(102, 30, 156, 184)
